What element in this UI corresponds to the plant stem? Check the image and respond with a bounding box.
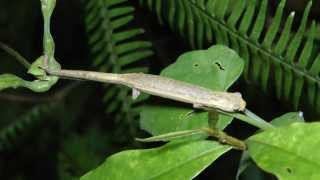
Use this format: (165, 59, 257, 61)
(40, 0, 56, 69)
(218, 109, 274, 130)
(0, 82, 82, 103)
(0, 42, 30, 68)
(201, 128, 246, 150)
(136, 128, 246, 150)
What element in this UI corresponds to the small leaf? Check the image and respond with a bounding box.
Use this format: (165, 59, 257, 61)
(81, 140, 232, 180)
(140, 45, 244, 136)
(0, 55, 61, 92)
(28, 56, 61, 77)
(247, 123, 320, 180)
(28, 56, 48, 78)
(0, 74, 24, 91)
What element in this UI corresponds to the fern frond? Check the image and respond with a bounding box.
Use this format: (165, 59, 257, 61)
(139, 0, 320, 114)
(0, 103, 58, 151)
(83, 0, 154, 138)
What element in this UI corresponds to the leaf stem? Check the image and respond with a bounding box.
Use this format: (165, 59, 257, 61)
(218, 109, 274, 130)
(136, 128, 246, 150)
(0, 42, 30, 68)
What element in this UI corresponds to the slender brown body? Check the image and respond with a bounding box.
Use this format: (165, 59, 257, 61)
(48, 69, 246, 112)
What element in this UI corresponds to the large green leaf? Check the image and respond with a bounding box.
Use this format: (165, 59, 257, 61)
(236, 112, 304, 179)
(247, 123, 320, 180)
(140, 45, 244, 135)
(81, 140, 231, 180)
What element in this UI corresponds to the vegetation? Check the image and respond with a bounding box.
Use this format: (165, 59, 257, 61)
(0, 0, 319, 179)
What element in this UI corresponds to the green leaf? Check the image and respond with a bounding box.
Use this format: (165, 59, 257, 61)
(81, 140, 232, 180)
(270, 112, 305, 127)
(0, 56, 60, 92)
(247, 123, 320, 180)
(28, 56, 60, 77)
(0, 74, 57, 92)
(0, 74, 24, 91)
(236, 112, 304, 179)
(140, 45, 244, 135)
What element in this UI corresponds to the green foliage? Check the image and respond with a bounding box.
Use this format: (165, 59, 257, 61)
(83, 0, 154, 140)
(0, 0, 60, 93)
(81, 140, 231, 180)
(40, 0, 56, 65)
(138, 0, 320, 115)
(236, 112, 305, 179)
(0, 74, 25, 91)
(58, 127, 112, 179)
(247, 122, 320, 180)
(140, 45, 243, 136)
(270, 112, 305, 126)
(81, 45, 244, 179)
(0, 103, 58, 151)
(2, 0, 320, 179)
(0, 56, 60, 92)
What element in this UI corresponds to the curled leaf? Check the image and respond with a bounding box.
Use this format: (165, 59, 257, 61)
(0, 74, 24, 91)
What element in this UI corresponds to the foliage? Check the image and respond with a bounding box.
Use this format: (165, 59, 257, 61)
(0, 0, 60, 93)
(138, 0, 320, 115)
(58, 127, 112, 179)
(0, 103, 58, 151)
(236, 112, 305, 179)
(247, 122, 320, 180)
(82, 0, 153, 140)
(140, 45, 243, 136)
(81, 140, 231, 180)
(1, 0, 320, 180)
(0, 56, 60, 92)
(80, 44, 320, 180)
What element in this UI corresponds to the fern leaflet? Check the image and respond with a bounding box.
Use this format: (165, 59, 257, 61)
(83, 0, 154, 138)
(139, 0, 320, 115)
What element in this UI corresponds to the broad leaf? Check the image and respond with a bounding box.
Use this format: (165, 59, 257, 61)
(237, 112, 304, 179)
(247, 123, 320, 180)
(140, 45, 244, 135)
(81, 140, 232, 180)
